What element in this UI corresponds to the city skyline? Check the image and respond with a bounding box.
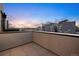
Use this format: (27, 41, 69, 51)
(3, 3, 79, 28)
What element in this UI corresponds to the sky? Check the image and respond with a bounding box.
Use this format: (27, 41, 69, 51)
(3, 3, 79, 28)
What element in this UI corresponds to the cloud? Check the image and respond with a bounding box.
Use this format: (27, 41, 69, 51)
(9, 18, 42, 28)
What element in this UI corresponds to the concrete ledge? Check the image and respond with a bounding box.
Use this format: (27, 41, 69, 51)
(34, 31, 79, 37)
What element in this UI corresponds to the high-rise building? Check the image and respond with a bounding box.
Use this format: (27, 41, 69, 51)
(0, 3, 7, 32)
(0, 3, 3, 31)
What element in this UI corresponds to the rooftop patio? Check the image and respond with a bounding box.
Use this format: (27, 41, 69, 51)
(0, 42, 57, 56)
(0, 31, 79, 56)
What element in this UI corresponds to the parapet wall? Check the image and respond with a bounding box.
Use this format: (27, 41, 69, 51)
(0, 31, 79, 56)
(0, 31, 33, 51)
(33, 31, 79, 56)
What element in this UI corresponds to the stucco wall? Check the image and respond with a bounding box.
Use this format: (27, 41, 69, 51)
(33, 31, 79, 56)
(0, 32, 32, 51)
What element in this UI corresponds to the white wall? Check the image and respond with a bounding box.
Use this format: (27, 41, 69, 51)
(0, 32, 32, 51)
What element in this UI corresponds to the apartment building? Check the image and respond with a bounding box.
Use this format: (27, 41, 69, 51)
(38, 19, 76, 34)
(42, 22, 57, 32)
(58, 20, 76, 34)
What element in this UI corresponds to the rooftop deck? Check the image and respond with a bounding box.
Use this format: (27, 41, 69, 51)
(0, 31, 79, 56)
(0, 42, 56, 56)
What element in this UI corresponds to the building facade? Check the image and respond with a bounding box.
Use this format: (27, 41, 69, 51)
(5, 20, 9, 30)
(58, 20, 76, 34)
(0, 3, 7, 32)
(0, 3, 3, 31)
(37, 20, 76, 34)
(41, 22, 57, 32)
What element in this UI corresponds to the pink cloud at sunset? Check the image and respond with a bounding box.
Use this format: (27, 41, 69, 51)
(9, 19, 42, 28)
